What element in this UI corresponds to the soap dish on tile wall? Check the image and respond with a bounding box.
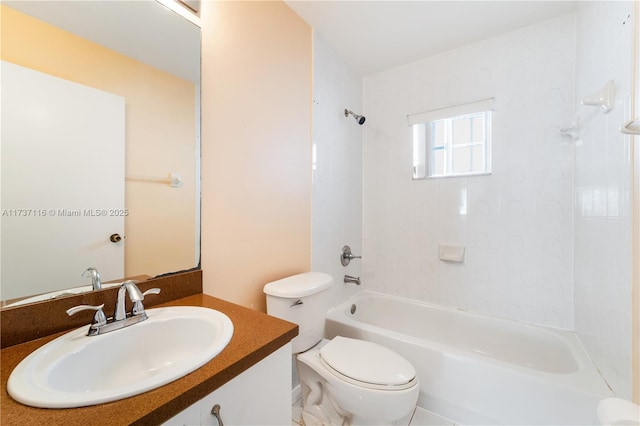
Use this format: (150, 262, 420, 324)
(439, 245, 465, 263)
(581, 80, 615, 113)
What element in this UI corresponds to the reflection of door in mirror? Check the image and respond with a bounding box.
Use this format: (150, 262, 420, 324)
(1, 61, 125, 300)
(0, 3, 199, 304)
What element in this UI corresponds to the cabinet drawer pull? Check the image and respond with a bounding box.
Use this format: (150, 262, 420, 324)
(211, 404, 224, 426)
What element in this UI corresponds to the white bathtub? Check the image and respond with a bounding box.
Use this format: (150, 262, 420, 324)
(325, 291, 613, 425)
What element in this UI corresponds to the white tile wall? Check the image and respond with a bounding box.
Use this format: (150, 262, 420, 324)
(362, 14, 577, 328)
(573, 0, 633, 399)
(311, 31, 363, 305)
(310, 1, 632, 399)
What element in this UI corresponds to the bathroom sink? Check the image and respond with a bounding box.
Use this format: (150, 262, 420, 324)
(7, 306, 233, 408)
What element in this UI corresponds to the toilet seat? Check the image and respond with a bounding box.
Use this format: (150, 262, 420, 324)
(319, 336, 417, 390)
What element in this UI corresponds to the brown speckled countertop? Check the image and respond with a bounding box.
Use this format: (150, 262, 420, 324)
(0, 294, 298, 426)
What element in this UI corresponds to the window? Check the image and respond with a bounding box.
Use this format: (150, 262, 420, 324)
(409, 99, 493, 179)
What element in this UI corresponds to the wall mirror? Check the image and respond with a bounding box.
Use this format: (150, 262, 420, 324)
(0, 0, 201, 306)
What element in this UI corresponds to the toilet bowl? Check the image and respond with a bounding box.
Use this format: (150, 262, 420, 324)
(264, 272, 419, 426)
(297, 337, 418, 425)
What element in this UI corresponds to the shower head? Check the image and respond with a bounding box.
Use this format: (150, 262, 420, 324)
(345, 109, 366, 125)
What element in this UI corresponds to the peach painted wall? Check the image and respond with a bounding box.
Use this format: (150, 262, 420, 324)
(1, 5, 197, 278)
(200, 1, 312, 311)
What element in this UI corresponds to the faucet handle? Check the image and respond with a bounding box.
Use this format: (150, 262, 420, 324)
(340, 246, 362, 266)
(67, 304, 107, 334)
(67, 303, 105, 318)
(132, 288, 161, 316)
(142, 288, 161, 297)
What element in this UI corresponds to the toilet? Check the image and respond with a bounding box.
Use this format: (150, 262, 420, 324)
(264, 272, 419, 426)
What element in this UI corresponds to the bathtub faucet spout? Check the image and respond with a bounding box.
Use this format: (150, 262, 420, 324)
(344, 275, 361, 285)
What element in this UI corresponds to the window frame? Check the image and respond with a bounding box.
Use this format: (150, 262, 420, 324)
(408, 98, 494, 180)
(427, 111, 492, 178)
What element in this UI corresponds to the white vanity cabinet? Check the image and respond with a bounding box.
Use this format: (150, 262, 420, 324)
(164, 343, 292, 426)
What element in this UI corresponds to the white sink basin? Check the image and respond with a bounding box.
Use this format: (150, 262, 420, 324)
(7, 306, 233, 408)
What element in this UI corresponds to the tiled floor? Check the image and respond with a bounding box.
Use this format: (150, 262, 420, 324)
(292, 397, 303, 425)
(292, 398, 457, 426)
(405, 408, 457, 426)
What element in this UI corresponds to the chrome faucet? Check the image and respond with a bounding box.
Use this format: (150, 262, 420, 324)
(344, 275, 361, 285)
(67, 280, 160, 336)
(114, 280, 144, 321)
(82, 267, 102, 290)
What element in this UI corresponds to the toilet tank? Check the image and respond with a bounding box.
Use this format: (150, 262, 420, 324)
(263, 272, 334, 353)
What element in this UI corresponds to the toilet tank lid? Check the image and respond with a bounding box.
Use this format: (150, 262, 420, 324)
(263, 272, 334, 298)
